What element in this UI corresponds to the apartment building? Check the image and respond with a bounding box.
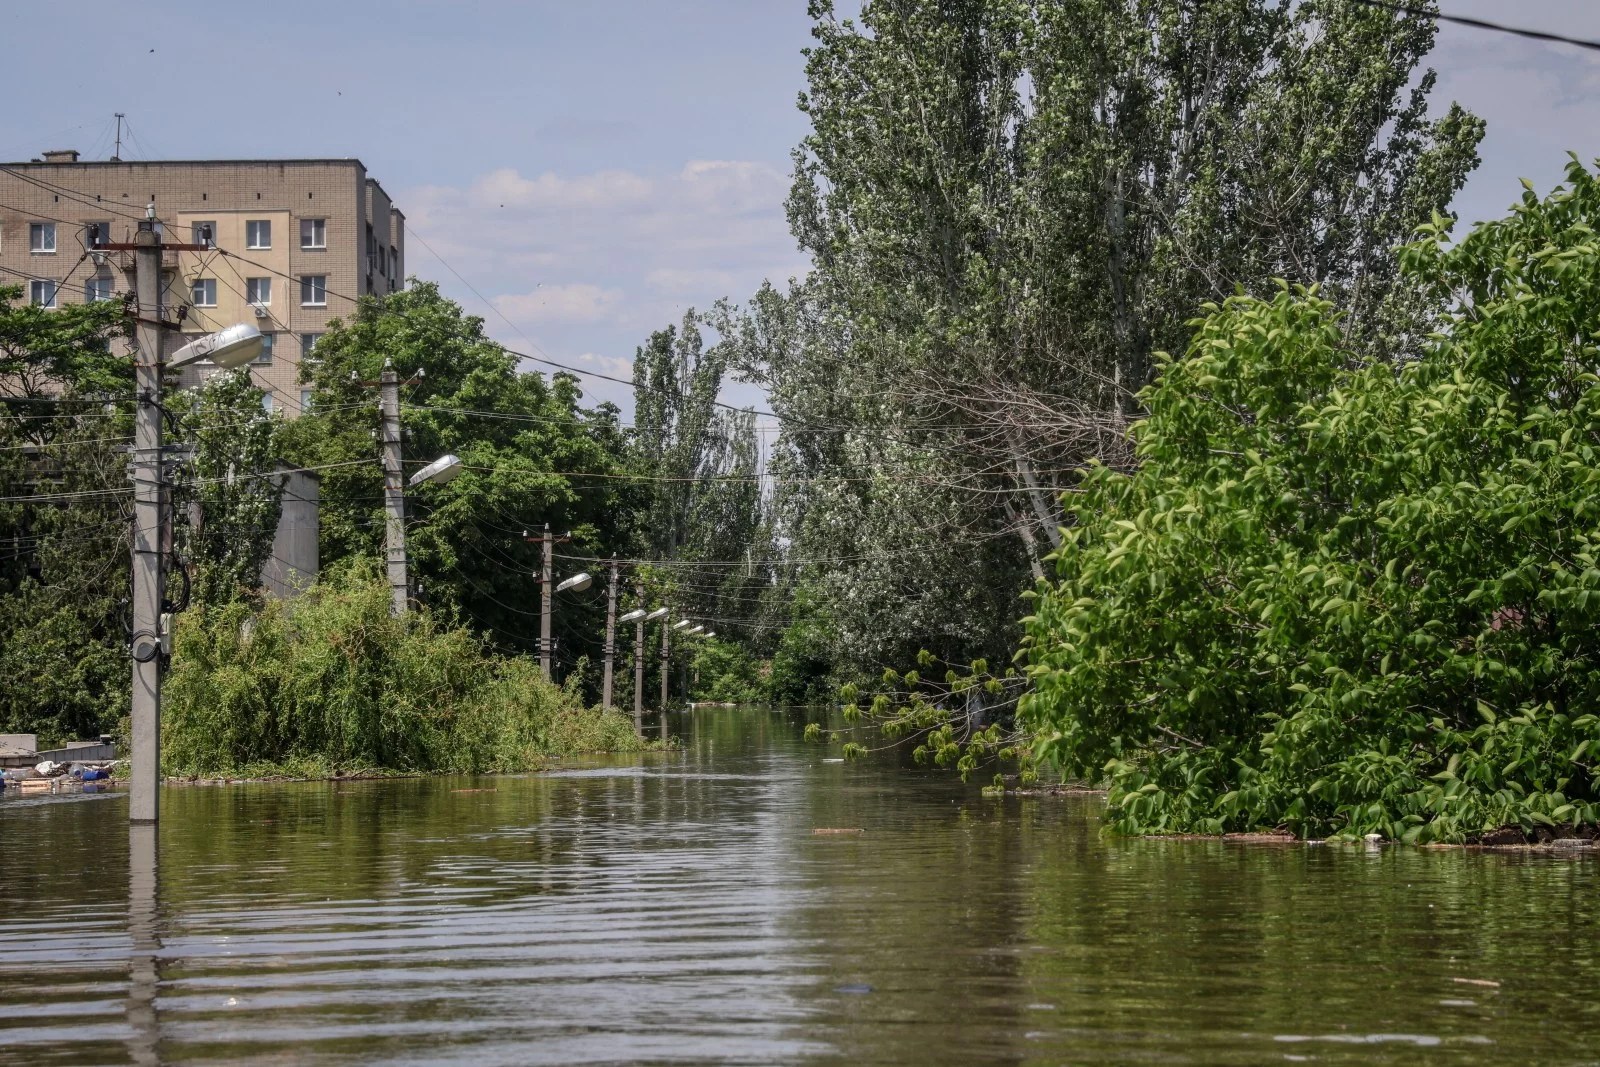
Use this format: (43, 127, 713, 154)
(0, 150, 405, 415)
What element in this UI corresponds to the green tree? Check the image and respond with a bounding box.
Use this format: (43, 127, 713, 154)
(282, 281, 639, 677)
(0, 284, 131, 743)
(748, 0, 1484, 684)
(1021, 160, 1600, 843)
(178, 368, 283, 605)
(630, 312, 777, 648)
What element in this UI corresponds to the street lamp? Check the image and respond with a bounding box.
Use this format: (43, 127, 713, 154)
(686, 625, 705, 636)
(169, 322, 265, 370)
(645, 607, 669, 622)
(672, 618, 692, 631)
(408, 453, 463, 487)
(619, 608, 646, 624)
(556, 572, 592, 593)
(702, 631, 715, 639)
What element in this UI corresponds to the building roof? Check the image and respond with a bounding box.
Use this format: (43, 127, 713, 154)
(2, 157, 367, 169)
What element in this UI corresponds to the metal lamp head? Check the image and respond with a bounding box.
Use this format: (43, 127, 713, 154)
(408, 454, 463, 487)
(686, 625, 705, 636)
(169, 323, 264, 370)
(556, 572, 592, 593)
(619, 608, 647, 624)
(702, 631, 715, 639)
(672, 619, 692, 631)
(644, 607, 669, 622)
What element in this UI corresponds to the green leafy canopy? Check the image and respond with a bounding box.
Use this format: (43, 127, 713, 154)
(1023, 158, 1600, 843)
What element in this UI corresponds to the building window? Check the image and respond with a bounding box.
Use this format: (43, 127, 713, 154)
(192, 222, 216, 248)
(254, 332, 275, 364)
(246, 277, 271, 306)
(85, 276, 114, 302)
(245, 220, 271, 249)
(29, 279, 57, 307)
(300, 275, 327, 306)
(301, 332, 323, 357)
(191, 278, 217, 307)
(262, 393, 274, 414)
(29, 222, 55, 253)
(300, 389, 313, 413)
(300, 218, 326, 249)
(84, 222, 111, 250)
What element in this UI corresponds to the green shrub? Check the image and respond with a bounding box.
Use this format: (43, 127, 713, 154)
(163, 563, 645, 775)
(1022, 160, 1600, 843)
(690, 638, 766, 704)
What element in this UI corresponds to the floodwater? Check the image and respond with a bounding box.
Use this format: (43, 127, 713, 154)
(1, 710, 1597, 1065)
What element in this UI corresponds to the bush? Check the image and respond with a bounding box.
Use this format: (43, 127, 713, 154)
(689, 638, 766, 704)
(163, 563, 646, 775)
(1022, 160, 1600, 843)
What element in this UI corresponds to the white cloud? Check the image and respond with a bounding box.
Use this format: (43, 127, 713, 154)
(645, 267, 739, 294)
(494, 283, 622, 325)
(573, 351, 637, 379)
(399, 159, 810, 411)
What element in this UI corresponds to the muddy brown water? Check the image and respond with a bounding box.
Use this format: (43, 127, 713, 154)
(1, 708, 1596, 1064)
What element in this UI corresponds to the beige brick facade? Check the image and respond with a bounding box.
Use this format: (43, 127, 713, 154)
(0, 152, 405, 415)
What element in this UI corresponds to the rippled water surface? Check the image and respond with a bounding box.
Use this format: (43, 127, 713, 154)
(2, 708, 1598, 1064)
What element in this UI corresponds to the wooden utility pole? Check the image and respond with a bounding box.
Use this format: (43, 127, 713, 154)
(633, 585, 645, 736)
(379, 364, 408, 615)
(540, 523, 553, 678)
(128, 212, 164, 824)
(601, 561, 618, 709)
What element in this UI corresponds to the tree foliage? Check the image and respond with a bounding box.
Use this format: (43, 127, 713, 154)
(179, 368, 283, 605)
(282, 282, 638, 672)
(0, 285, 131, 744)
(1021, 160, 1600, 842)
(629, 312, 777, 649)
(747, 0, 1484, 685)
(163, 562, 646, 775)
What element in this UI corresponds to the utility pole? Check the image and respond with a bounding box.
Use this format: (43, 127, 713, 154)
(112, 112, 125, 162)
(540, 523, 553, 678)
(128, 210, 163, 825)
(601, 561, 618, 709)
(104, 209, 211, 826)
(659, 612, 671, 738)
(379, 363, 408, 615)
(633, 585, 645, 736)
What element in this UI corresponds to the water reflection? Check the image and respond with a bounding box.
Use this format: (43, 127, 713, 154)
(126, 824, 159, 1067)
(0, 708, 1597, 1064)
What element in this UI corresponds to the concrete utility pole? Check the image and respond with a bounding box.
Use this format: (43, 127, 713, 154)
(107, 208, 218, 825)
(633, 585, 645, 735)
(540, 524, 553, 678)
(659, 613, 671, 737)
(601, 561, 618, 709)
(128, 212, 164, 825)
(378, 364, 408, 615)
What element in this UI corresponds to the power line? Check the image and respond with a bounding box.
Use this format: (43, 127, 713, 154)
(1347, 0, 1600, 54)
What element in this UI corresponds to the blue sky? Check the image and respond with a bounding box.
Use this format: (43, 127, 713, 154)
(4, 1, 1600, 414)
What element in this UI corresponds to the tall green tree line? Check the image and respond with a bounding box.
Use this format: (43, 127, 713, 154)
(734, 0, 1484, 689)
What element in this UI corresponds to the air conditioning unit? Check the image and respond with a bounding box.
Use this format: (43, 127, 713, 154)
(253, 306, 268, 319)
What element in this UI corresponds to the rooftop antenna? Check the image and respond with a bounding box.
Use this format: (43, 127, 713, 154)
(112, 113, 125, 161)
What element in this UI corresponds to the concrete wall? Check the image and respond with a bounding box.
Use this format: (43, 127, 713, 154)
(262, 465, 320, 598)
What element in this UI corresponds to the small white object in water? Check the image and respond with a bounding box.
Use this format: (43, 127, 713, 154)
(822, 758, 844, 763)
(1364, 832, 1384, 842)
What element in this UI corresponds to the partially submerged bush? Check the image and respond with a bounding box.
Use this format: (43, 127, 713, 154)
(1022, 160, 1600, 842)
(164, 564, 644, 775)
